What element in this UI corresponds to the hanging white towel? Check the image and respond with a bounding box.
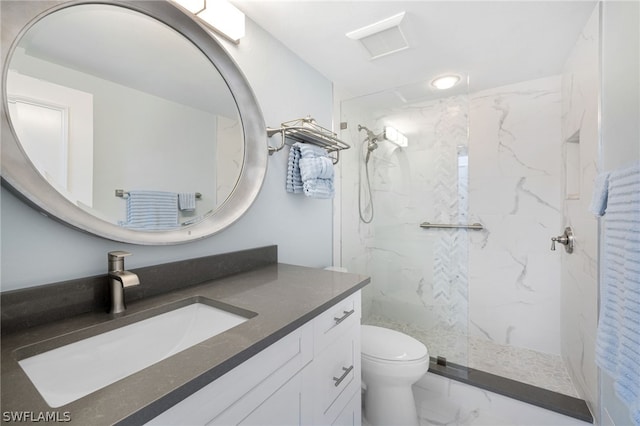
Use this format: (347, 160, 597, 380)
(121, 190, 179, 230)
(286, 142, 335, 199)
(178, 193, 196, 211)
(595, 162, 640, 426)
(299, 156, 334, 181)
(286, 145, 304, 193)
(589, 172, 610, 216)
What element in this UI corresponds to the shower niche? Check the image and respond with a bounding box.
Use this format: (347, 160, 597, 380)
(565, 131, 581, 200)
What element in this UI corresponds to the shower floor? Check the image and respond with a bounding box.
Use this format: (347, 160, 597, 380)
(364, 314, 580, 398)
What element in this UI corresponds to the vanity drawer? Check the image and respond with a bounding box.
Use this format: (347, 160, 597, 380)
(314, 291, 361, 354)
(309, 323, 361, 425)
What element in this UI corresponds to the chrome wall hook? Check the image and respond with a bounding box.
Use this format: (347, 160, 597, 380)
(551, 226, 574, 253)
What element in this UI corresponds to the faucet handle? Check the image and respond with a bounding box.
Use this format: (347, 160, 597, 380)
(550, 227, 574, 254)
(108, 250, 131, 260)
(108, 250, 132, 272)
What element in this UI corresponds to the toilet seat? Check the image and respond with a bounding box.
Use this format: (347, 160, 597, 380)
(362, 352, 429, 365)
(361, 325, 429, 362)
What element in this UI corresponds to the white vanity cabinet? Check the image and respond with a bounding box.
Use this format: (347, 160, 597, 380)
(146, 291, 361, 426)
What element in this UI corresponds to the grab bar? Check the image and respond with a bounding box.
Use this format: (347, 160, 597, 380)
(420, 222, 484, 230)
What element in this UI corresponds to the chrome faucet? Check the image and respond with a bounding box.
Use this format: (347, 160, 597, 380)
(108, 251, 140, 314)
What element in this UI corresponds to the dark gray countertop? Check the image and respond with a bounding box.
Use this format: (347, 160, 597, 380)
(1, 263, 369, 425)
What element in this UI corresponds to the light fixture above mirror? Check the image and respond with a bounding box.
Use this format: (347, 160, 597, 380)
(170, 0, 245, 43)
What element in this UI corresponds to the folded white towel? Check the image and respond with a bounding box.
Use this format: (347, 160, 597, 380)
(589, 172, 610, 216)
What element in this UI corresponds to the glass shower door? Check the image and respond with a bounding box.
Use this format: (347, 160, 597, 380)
(340, 83, 471, 366)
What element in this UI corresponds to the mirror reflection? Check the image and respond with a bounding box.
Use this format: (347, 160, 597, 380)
(6, 4, 244, 230)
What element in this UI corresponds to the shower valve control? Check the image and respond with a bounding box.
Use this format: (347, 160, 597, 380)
(551, 226, 574, 253)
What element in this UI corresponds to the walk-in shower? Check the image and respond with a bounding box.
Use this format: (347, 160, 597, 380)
(340, 74, 581, 398)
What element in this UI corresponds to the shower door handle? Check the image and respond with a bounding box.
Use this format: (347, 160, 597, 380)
(551, 227, 574, 253)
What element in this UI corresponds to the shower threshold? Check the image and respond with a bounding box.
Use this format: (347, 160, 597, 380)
(428, 360, 592, 423)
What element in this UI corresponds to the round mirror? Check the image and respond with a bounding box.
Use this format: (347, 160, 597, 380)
(1, 1, 267, 244)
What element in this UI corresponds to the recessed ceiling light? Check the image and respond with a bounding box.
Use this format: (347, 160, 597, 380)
(430, 74, 461, 90)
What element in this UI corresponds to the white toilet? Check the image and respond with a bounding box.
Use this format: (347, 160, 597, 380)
(361, 325, 429, 426)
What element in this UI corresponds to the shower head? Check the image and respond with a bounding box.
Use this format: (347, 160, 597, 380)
(358, 125, 380, 164)
(358, 125, 383, 146)
(358, 124, 377, 141)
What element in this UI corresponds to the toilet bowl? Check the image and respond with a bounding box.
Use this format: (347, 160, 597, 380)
(361, 325, 429, 426)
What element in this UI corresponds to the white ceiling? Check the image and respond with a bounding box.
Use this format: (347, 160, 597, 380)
(232, 1, 598, 100)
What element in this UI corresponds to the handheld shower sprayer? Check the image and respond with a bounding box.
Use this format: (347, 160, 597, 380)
(355, 123, 408, 223)
(357, 124, 381, 223)
(358, 124, 381, 163)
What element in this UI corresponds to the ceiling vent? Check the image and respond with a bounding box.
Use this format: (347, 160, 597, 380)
(346, 12, 409, 60)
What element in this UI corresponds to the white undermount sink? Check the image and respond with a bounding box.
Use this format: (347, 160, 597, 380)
(18, 301, 253, 407)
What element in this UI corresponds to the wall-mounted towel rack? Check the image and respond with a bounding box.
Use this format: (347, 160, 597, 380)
(420, 222, 484, 230)
(115, 189, 202, 199)
(267, 116, 350, 164)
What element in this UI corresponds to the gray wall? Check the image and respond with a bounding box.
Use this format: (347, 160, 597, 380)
(1, 15, 334, 291)
(599, 1, 640, 425)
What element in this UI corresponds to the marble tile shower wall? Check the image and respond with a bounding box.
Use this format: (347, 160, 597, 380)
(341, 75, 564, 361)
(468, 75, 563, 355)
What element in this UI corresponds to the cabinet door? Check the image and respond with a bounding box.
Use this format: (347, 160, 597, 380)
(146, 322, 312, 426)
(331, 391, 361, 426)
(211, 372, 310, 426)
